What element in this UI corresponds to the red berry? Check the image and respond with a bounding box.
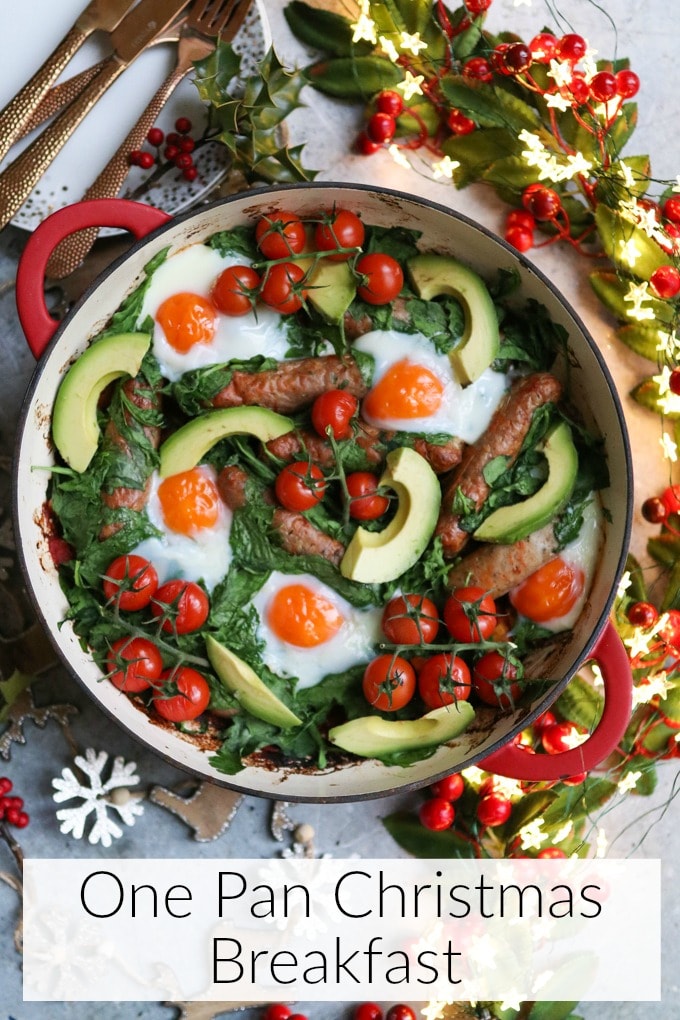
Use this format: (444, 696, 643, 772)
(262, 1006, 292, 1020)
(568, 74, 591, 105)
(147, 126, 164, 146)
(641, 496, 668, 523)
(288, 1015, 308, 1020)
(529, 32, 558, 63)
(503, 42, 532, 74)
(463, 56, 493, 82)
(491, 44, 513, 76)
(430, 773, 465, 801)
(179, 136, 196, 153)
(507, 209, 535, 231)
(5, 806, 29, 827)
(561, 771, 587, 786)
(175, 116, 192, 134)
(385, 1007, 416, 1020)
(0, 778, 12, 795)
(183, 166, 199, 182)
(670, 368, 680, 395)
(650, 265, 680, 299)
(128, 149, 144, 166)
(541, 721, 583, 754)
(356, 130, 381, 155)
(627, 601, 658, 627)
(447, 108, 475, 135)
(664, 198, 680, 225)
(175, 153, 194, 170)
(661, 485, 680, 514)
(533, 710, 557, 733)
(376, 90, 404, 116)
(557, 33, 587, 62)
(419, 797, 455, 831)
(367, 112, 396, 144)
(505, 225, 534, 252)
(522, 184, 561, 220)
(615, 69, 640, 99)
(138, 151, 155, 170)
(463, 0, 492, 13)
(354, 1005, 383, 1020)
(164, 144, 180, 161)
(537, 847, 567, 858)
(589, 71, 617, 103)
(476, 793, 511, 827)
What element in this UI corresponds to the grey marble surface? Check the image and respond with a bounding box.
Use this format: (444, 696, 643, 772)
(2, 0, 680, 1018)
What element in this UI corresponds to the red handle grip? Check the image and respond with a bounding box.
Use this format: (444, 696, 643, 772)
(479, 620, 632, 781)
(16, 198, 172, 359)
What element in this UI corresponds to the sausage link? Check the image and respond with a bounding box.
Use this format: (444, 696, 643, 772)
(436, 373, 562, 558)
(446, 523, 559, 598)
(212, 355, 367, 414)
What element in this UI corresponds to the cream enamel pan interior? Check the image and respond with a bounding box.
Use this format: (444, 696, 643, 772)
(14, 184, 633, 802)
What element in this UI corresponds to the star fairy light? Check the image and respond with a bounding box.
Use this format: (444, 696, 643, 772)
(351, 0, 377, 44)
(617, 770, 642, 794)
(547, 58, 573, 90)
(617, 236, 642, 268)
(518, 818, 548, 851)
(397, 70, 425, 101)
(545, 91, 572, 112)
(432, 155, 460, 179)
(595, 828, 609, 858)
(656, 328, 680, 358)
(660, 432, 678, 462)
(623, 280, 656, 321)
(388, 143, 412, 169)
(633, 671, 673, 707)
(379, 35, 399, 61)
(399, 30, 427, 55)
(617, 570, 632, 599)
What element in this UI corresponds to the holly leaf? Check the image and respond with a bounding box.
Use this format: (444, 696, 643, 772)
(382, 810, 476, 857)
(193, 42, 242, 106)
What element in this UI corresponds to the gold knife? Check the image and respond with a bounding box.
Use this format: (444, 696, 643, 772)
(0, 0, 194, 231)
(0, 0, 138, 165)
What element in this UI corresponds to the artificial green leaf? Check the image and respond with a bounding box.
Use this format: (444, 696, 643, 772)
(595, 204, 673, 279)
(482, 154, 543, 190)
(632, 377, 680, 419)
(589, 271, 674, 325)
(625, 552, 648, 603)
(649, 533, 680, 568)
(528, 998, 582, 1020)
(554, 674, 604, 732)
(442, 128, 521, 187)
(608, 101, 638, 153)
(661, 557, 680, 612)
(541, 777, 618, 828)
(595, 154, 652, 206)
(657, 681, 680, 722)
(503, 789, 556, 840)
(616, 322, 665, 362)
(383, 810, 476, 857)
(440, 76, 540, 132)
(305, 55, 402, 98)
(0, 670, 33, 722)
(283, 1, 374, 57)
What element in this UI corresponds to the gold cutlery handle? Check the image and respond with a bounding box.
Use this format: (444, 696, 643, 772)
(0, 25, 89, 164)
(0, 58, 124, 231)
(20, 62, 106, 139)
(46, 60, 191, 278)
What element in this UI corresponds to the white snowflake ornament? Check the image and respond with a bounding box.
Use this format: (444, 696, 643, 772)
(52, 748, 144, 847)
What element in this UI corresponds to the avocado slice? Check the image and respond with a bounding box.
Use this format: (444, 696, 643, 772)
(159, 406, 294, 477)
(328, 701, 475, 759)
(52, 332, 151, 472)
(307, 260, 356, 322)
(340, 446, 441, 584)
(473, 421, 578, 544)
(406, 253, 500, 385)
(206, 635, 302, 729)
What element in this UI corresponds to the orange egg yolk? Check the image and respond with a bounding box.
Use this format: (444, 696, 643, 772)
(267, 584, 344, 647)
(363, 359, 444, 420)
(156, 292, 217, 353)
(510, 557, 585, 623)
(157, 468, 220, 535)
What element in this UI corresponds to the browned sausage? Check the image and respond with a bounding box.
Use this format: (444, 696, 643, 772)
(446, 523, 559, 598)
(436, 373, 563, 558)
(344, 296, 411, 340)
(100, 376, 162, 539)
(211, 355, 367, 414)
(216, 465, 345, 566)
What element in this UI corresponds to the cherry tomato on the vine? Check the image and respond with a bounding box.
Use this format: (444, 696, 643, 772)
(151, 579, 210, 635)
(346, 471, 389, 520)
(314, 209, 365, 261)
(443, 586, 497, 642)
(255, 211, 306, 259)
(419, 797, 455, 831)
(418, 653, 471, 709)
(472, 651, 521, 709)
(106, 636, 163, 693)
(153, 666, 211, 722)
(260, 262, 307, 314)
(102, 554, 158, 612)
(356, 253, 404, 305)
(362, 655, 416, 712)
(381, 593, 439, 645)
(311, 388, 358, 440)
(275, 461, 326, 511)
(210, 265, 260, 316)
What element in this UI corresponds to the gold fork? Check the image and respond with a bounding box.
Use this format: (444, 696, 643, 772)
(46, 0, 254, 279)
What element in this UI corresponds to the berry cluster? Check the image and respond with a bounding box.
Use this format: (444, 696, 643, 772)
(357, 90, 404, 154)
(642, 483, 680, 527)
(0, 777, 29, 829)
(129, 116, 199, 182)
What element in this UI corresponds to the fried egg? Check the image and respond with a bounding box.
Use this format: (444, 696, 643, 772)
(251, 571, 383, 689)
(353, 329, 508, 442)
(136, 244, 290, 381)
(132, 465, 232, 593)
(510, 498, 604, 633)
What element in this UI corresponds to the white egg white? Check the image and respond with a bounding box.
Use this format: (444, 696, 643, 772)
(251, 571, 383, 690)
(514, 497, 604, 634)
(132, 467, 232, 593)
(137, 243, 290, 381)
(352, 328, 508, 442)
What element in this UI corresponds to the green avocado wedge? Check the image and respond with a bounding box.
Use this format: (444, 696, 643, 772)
(206, 635, 302, 729)
(52, 332, 151, 473)
(159, 406, 294, 477)
(473, 421, 578, 544)
(328, 701, 475, 759)
(406, 253, 500, 385)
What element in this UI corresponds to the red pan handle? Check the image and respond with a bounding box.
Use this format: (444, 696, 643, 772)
(479, 620, 632, 780)
(15, 198, 172, 359)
